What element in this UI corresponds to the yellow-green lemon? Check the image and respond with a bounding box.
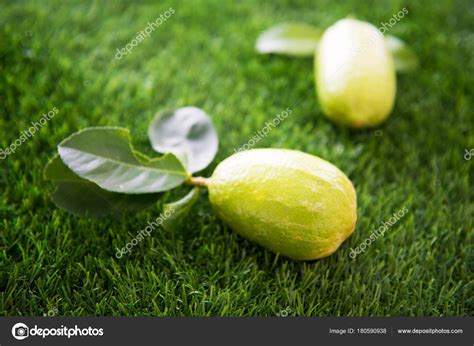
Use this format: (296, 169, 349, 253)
(315, 18, 396, 128)
(208, 149, 357, 260)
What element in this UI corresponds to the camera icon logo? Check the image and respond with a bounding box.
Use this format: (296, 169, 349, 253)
(12, 323, 29, 340)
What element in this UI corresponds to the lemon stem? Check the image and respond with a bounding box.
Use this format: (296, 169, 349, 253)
(186, 176, 209, 188)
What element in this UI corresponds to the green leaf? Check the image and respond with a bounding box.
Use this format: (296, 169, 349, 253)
(161, 188, 200, 231)
(58, 127, 188, 194)
(255, 22, 323, 57)
(148, 107, 218, 173)
(385, 35, 419, 72)
(44, 156, 161, 217)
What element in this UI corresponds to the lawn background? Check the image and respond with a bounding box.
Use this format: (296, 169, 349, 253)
(1, 0, 472, 316)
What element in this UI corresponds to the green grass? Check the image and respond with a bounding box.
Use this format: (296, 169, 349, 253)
(1, 0, 472, 316)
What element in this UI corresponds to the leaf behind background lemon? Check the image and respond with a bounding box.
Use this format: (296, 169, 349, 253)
(256, 22, 322, 57)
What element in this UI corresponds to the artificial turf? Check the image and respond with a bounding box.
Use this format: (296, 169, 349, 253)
(1, 0, 472, 316)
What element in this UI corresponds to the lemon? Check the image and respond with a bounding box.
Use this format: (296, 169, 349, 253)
(208, 149, 357, 260)
(315, 18, 396, 128)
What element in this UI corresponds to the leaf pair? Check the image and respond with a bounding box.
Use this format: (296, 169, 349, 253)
(255, 22, 418, 72)
(45, 107, 218, 222)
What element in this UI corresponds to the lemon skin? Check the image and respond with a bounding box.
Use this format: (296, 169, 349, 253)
(208, 149, 357, 260)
